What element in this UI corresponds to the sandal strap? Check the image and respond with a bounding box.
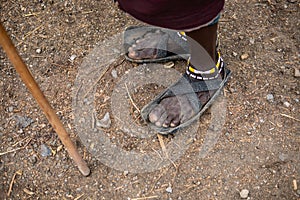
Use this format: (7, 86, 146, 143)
(161, 72, 224, 100)
(186, 52, 224, 80)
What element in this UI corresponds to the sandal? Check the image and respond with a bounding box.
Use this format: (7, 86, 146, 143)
(140, 52, 231, 134)
(123, 26, 190, 63)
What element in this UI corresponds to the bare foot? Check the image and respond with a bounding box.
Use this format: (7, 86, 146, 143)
(148, 58, 225, 128)
(127, 30, 187, 60)
(148, 88, 217, 128)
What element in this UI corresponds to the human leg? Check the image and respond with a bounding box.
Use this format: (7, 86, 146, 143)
(115, 0, 230, 132)
(148, 23, 222, 128)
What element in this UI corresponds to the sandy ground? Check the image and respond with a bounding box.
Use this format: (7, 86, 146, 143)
(0, 0, 299, 199)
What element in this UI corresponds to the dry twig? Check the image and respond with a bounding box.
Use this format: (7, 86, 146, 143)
(157, 134, 167, 157)
(125, 83, 140, 113)
(131, 196, 158, 200)
(7, 170, 22, 197)
(24, 12, 41, 17)
(83, 58, 125, 98)
(157, 134, 177, 170)
(280, 114, 300, 122)
(23, 188, 34, 195)
(12, 137, 29, 147)
(22, 25, 43, 40)
(82, 65, 110, 98)
(0, 147, 22, 156)
(149, 168, 169, 193)
(74, 193, 85, 200)
(0, 139, 31, 156)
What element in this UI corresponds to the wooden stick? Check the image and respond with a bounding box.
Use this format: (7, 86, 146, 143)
(0, 23, 90, 176)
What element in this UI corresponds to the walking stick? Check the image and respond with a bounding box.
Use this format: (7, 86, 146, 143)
(0, 23, 90, 176)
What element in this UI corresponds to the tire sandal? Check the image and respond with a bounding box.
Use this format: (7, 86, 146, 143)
(124, 26, 190, 63)
(140, 52, 231, 134)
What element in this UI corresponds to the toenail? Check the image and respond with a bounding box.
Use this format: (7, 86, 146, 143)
(149, 113, 158, 122)
(129, 52, 138, 58)
(170, 123, 176, 127)
(155, 121, 162, 127)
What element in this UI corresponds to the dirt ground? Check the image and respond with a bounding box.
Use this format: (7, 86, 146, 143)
(0, 0, 299, 199)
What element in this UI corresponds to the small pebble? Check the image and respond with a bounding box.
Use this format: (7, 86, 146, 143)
(279, 153, 289, 162)
(283, 101, 290, 108)
(294, 68, 300, 77)
(123, 171, 129, 176)
(166, 186, 172, 193)
(297, 189, 300, 195)
(30, 155, 37, 164)
(69, 54, 76, 61)
(96, 112, 111, 129)
(8, 106, 14, 112)
(0, 161, 4, 171)
(13, 115, 34, 128)
(36, 48, 42, 54)
(232, 52, 238, 57)
(249, 38, 255, 44)
(40, 144, 52, 157)
(111, 69, 118, 78)
(293, 179, 297, 191)
(266, 94, 274, 102)
(17, 129, 23, 134)
(240, 189, 249, 199)
(270, 37, 277, 43)
(240, 53, 249, 60)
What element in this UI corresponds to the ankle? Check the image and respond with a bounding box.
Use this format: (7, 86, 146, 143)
(186, 52, 224, 81)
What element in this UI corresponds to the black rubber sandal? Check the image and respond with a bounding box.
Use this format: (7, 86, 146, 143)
(124, 26, 190, 63)
(140, 53, 231, 134)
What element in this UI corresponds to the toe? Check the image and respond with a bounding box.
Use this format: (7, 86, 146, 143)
(128, 46, 133, 52)
(163, 115, 175, 128)
(155, 112, 168, 127)
(128, 50, 138, 59)
(170, 117, 180, 127)
(149, 105, 165, 123)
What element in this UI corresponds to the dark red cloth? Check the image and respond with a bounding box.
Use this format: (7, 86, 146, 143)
(117, 0, 224, 30)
